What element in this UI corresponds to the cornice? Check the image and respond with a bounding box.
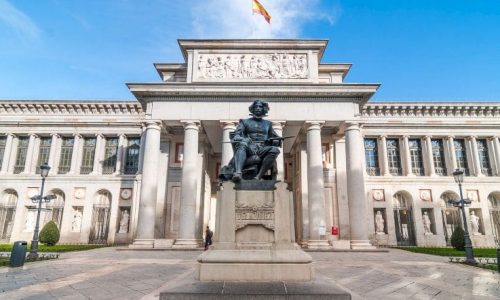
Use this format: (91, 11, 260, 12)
(0, 101, 144, 116)
(362, 103, 500, 118)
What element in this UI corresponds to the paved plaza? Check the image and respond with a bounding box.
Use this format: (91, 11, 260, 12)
(0, 247, 498, 299)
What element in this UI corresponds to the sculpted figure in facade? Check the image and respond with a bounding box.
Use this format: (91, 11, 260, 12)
(119, 210, 130, 233)
(375, 211, 385, 234)
(422, 211, 432, 234)
(72, 209, 82, 232)
(470, 211, 480, 235)
(219, 100, 282, 182)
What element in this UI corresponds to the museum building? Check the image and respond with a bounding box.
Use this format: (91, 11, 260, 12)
(0, 39, 499, 249)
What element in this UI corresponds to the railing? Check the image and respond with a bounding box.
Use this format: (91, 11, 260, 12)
(412, 167, 424, 176)
(124, 166, 138, 175)
(58, 165, 70, 174)
(102, 166, 115, 174)
(389, 167, 402, 176)
(13, 165, 24, 174)
(366, 167, 380, 176)
(80, 166, 93, 175)
(435, 167, 446, 175)
(481, 168, 492, 176)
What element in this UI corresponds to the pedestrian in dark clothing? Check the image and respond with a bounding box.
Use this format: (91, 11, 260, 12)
(204, 226, 213, 250)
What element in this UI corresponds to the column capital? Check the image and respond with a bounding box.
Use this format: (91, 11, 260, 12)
(95, 133, 105, 138)
(219, 120, 237, 129)
(402, 135, 410, 139)
(144, 120, 162, 130)
(446, 135, 455, 140)
(424, 135, 432, 140)
(50, 133, 60, 138)
(378, 135, 387, 140)
(342, 121, 363, 132)
(72, 133, 82, 139)
(305, 121, 324, 131)
(466, 135, 477, 141)
(180, 120, 200, 130)
(28, 133, 38, 138)
(5, 133, 16, 138)
(271, 120, 286, 128)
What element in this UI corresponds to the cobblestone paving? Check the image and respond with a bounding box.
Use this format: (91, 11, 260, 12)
(0, 247, 498, 299)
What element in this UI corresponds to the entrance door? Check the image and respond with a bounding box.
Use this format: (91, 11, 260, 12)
(393, 193, 415, 246)
(89, 191, 111, 244)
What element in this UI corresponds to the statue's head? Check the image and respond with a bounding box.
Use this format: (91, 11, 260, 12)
(249, 99, 269, 118)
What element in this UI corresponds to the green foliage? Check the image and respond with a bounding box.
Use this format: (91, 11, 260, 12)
(396, 247, 497, 258)
(0, 243, 110, 252)
(450, 226, 465, 251)
(39, 221, 60, 246)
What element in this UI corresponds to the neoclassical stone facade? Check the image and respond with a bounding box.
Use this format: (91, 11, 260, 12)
(0, 39, 499, 249)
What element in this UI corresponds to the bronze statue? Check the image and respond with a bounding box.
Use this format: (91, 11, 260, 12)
(219, 100, 283, 182)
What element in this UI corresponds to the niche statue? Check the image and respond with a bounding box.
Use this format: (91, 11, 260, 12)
(219, 100, 285, 182)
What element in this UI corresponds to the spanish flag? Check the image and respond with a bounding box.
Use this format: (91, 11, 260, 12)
(252, 0, 271, 24)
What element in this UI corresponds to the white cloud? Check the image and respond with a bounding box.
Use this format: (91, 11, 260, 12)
(0, 0, 41, 40)
(191, 0, 341, 38)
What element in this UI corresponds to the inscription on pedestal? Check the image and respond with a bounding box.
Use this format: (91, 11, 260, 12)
(235, 191, 275, 231)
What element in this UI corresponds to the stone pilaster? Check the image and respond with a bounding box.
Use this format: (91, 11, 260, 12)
(48, 134, 59, 175)
(305, 121, 329, 249)
(220, 121, 236, 167)
(469, 136, 482, 176)
(272, 121, 285, 181)
(0, 133, 15, 174)
(378, 135, 390, 176)
(424, 136, 435, 176)
(131, 121, 161, 248)
(69, 134, 81, 174)
(23, 134, 37, 174)
(493, 137, 500, 176)
(114, 134, 126, 175)
(91, 134, 104, 175)
(344, 122, 374, 249)
(402, 135, 413, 176)
(446, 136, 457, 175)
(174, 120, 202, 248)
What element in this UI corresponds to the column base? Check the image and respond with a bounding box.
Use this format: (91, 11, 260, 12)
(129, 239, 154, 249)
(172, 238, 203, 249)
(350, 240, 376, 250)
(306, 240, 332, 250)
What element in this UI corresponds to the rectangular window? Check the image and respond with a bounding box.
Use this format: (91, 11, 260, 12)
(58, 137, 74, 174)
(80, 137, 96, 174)
(454, 139, 469, 176)
(13, 137, 29, 174)
(36, 137, 52, 174)
(364, 138, 380, 176)
(102, 137, 118, 174)
(386, 138, 402, 175)
(477, 139, 492, 176)
(409, 139, 424, 176)
(124, 137, 140, 174)
(0, 136, 6, 170)
(175, 143, 184, 163)
(431, 139, 446, 175)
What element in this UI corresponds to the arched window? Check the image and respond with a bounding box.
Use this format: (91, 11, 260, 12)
(0, 190, 18, 241)
(392, 192, 415, 246)
(89, 190, 112, 243)
(488, 192, 500, 244)
(46, 190, 65, 228)
(440, 192, 461, 246)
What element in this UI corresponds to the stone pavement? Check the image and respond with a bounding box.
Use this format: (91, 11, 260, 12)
(0, 247, 498, 299)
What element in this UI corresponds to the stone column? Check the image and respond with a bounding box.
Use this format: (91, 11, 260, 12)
(446, 136, 457, 175)
(131, 121, 161, 248)
(378, 135, 390, 176)
(91, 134, 104, 175)
(345, 122, 374, 249)
(174, 121, 201, 248)
(272, 121, 285, 181)
(69, 134, 81, 174)
(469, 136, 482, 176)
(493, 137, 500, 176)
(48, 134, 59, 175)
(424, 136, 435, 176)
(402, 135, 413, 176)
(220, 121, 236, 166)
(0, 133, 15, 174)
(305, 122, 329, 249)
(23, 134, 37, 174)
(114, 134, 126, 175)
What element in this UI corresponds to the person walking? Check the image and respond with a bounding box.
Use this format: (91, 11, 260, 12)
(204, 226, 213, 250)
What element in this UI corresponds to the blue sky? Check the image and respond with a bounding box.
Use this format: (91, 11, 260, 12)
(0, 0, 499, 101)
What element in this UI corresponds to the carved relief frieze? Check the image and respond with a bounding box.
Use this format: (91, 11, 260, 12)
(235, 192, 275, 231)
(195, 52, 309, 80)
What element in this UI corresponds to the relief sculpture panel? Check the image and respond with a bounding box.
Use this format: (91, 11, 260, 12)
(195, 53, 309, 80)
(235, 191, 275, 231)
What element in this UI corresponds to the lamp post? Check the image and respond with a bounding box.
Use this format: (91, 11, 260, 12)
(450, 169, 477, 265)
(28, 163, 56, 259)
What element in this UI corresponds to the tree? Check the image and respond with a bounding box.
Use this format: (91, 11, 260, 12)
(39, 221, 60, 246)
(450, 226, 465, 251)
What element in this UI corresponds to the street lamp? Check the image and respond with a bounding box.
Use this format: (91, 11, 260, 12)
(449, 169, 477, 265)
(27, 163, 56, 259)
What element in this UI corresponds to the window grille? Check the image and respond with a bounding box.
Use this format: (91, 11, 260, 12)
(386, 139, 402, 175)
(409, 139, 424, 175)
(364, 138, 380, 176)
(431, 139, 446, 175)
(58, 137, 74, 174)
(454, 139, 469, 176)
(476, 139, 492, 176)
(124, 137, 140, 175)
(80, 137, 96, 174)
(102, 137, 118, 174)
(13, 137, 29, 174)
(36, 137, 51, 174)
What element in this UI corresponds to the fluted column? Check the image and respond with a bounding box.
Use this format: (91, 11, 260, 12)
(0, 134, 15, 174)
(220, 121, 236, 166)
(345, 122, 374, 249)
(402, 135, 413, 176)
(446, 136, 457, 175)
(69, 134, 81, 174)
(174, 120, 201, 248)
(305, 122, 329, 249)
(469, 136, 482, 176)
(272, 121, 285, 181)
(378, 135, 390, 176)
(493, 137, 500, 176)
(424, 136, 435, 176)
(114, 134, 126, 175)
(48, 134, 59, 175)
(132, 121, 161, 247)
(22, 134, 37, 174)
(91, 134, 104, 175)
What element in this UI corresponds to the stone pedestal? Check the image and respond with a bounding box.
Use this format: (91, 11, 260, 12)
(197, 181, 312, 282)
